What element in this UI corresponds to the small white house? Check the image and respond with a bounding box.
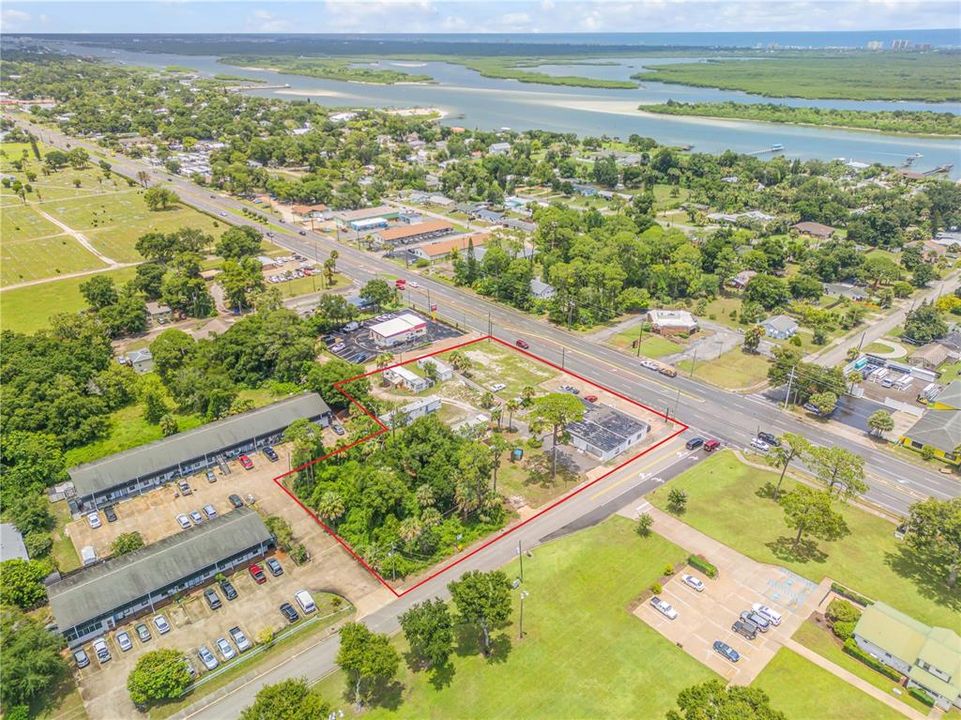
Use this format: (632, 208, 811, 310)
(380, 395, 441, 428)
(416, 357, 454, 382)
(383, 366, 431, 393)
(125, 348, 154, 374)
(761, 314, 799, 340)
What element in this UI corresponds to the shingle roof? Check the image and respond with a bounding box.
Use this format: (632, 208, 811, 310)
(934, 380, 961, 410)
(48, 508, 272, 632)
(68, 393, 330, 497)
(902, 409, 961, 454)
(762, 314, 799, 333)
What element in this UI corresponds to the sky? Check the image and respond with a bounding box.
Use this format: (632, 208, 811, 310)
(1, 0, 959, 35)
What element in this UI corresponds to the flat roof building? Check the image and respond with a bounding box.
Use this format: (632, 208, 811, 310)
(408, 232, 489, 262)
(383, 365, 431, 393)
(380, 395, 441, 428)
(647, 310, 698, 336)
(333, 205, 397, 226)
(566, 401, 650, 462)
(68, 393, 331, 509)
(49, 508, 273, 647)
(369, 313, 428, 348)
(376, 220, 454, 246)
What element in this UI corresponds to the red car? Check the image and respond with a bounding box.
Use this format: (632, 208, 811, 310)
(239, 454, 254, 470)
(584, 395, 598, 403)
(515, 339, 529, 349)
(249, 564, 266, 584)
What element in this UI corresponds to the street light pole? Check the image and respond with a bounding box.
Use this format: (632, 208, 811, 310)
(518, 539, 524, 582)
(518, 590, 529, 640)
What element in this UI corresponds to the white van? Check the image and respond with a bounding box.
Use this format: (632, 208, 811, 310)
(295, 590, 317, 614)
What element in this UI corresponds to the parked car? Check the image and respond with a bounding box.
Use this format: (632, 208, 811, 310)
(239, 455, 254, 471)
(189, 510, 204, 524)
(93, 637, 111, 664)
(74, 648, 90, 669)
(204, 588, 222, 610)
(685, 436, 705, 451)
(249, 564, 267, 584)
(279, 602, 300, 623)
(206, 469, 217, 483)
(757, 432, 780, 447)
(751, 603, 783, 626)
(515, 339, 530, 349)
(680, 574, 705, 592)
(220, 579, 238, 601)
(153, 615, 171, 635)
(87, 512, 102, 529)
(116, 630, 133, 652)
(176, 514, 192, 530)
(333, 423, 346, 436)
(104, 505, 118, 523)
(649, 596, 679, 620)
(732, 619, 758, 640)
(262, 446, 279, 462)
(584, 394, 598, 403)
(298, 230, 306, 236)
(713, 640, 740, 663)
(750, 438, 770, 452)
(559, 385, 580, 394)
(658, 366, 678, 378)
(178, 480, 192, 496)
(197, 645, 219, 671)
(135, 623, 151, 642)
(265, 557, 284, 576)
(295, 590, 317, 614)
(228, 494, 244, 509)
(640, 359, 659, 370)
(215, 637, 236, 661)
(202, 504, 217, 519)
(703, 439, 721, 453)
(741, 610, 771, 632)
(489, 383, 507, 392)
(229, 626, 251, 652)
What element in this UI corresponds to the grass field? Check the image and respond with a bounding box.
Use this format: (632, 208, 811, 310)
(648, 452, 959, 627)
(0, 266, 138, 333)
(677, 348, 770, 389)
(2, 230, 107, 286)
(608, 329, 683, 358)
(316, 517, 716, 718)
(446, 342, 559, 399)
(792, 619, 932, 715)
(754, 648, 904, 720)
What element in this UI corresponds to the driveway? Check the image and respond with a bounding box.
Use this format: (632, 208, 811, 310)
(626, 504, 828, 684)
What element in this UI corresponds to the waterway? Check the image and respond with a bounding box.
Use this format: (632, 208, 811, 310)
(53, 42, 961, 177)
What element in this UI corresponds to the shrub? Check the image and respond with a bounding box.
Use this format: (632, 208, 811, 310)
(842, 639, 902, 681)
(289, 543, 309, 565)
(826, 598, 862, 624)
(635, 513, 653, 538)
(23, 532, 52, 558)
(908, 688, 935, 707)
(264, 516, 294, 551)
(687, 554, 718, 578)
(832, 620, 857, 641)
(650, 582, 663, 594)
(830, 582, 873, 606)
(663, 564, 674, 576)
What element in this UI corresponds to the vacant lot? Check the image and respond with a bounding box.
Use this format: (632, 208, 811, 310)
(317, 517, 716, 718)
(754, 648, 904, 720)
(609, 330, 683, 358)
(648, 451, 958, 627)
(677, 348, 770, 390)
(449, 342, 559, 398)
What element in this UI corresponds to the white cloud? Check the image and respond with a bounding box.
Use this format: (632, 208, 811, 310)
(1, 8, 31, 31)
(247, 9, 293, 33)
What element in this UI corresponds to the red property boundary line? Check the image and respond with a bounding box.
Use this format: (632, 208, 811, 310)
(272, 335, 688, 598)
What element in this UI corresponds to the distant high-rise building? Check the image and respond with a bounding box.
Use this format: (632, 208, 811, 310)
(890, 39, 913, 50)
(866, 40, 883, 50)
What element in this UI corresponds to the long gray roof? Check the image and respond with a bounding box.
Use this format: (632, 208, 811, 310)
(903, 409, 961, 454)
(48, 508, 271, 631)
(69, 393, 329, 497)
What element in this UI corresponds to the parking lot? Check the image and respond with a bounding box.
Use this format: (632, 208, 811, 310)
(323, 310, 462, 364)
(632, 504, 827, 683)
(64, 445, 388, 720)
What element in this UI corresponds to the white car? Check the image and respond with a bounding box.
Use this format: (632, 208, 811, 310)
(197, 645, 219, 671)
(750, 438, 771, 452)
(752, 603, 783, 626)
(87, 512, 102, 529)
(640, 359, 659, 370)
(153, 615, 171, 635)
(489, 383, 506, 393)
(115, 630, 133, 652)
(176, 514, 191, 530)
(92, 637, 111, 664)
(650, 596, 678, 620)
(189, 510, 204, 524)
(215, 637, 235, 661)
(409, 281, 419, 288)
(681, 574, 705, 592)
(228, 626, 251, 652)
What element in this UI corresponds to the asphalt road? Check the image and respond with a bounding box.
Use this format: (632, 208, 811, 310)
(21, 119, 959, 517)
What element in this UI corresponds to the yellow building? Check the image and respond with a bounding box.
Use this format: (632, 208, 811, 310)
(900, 381, 961, 464)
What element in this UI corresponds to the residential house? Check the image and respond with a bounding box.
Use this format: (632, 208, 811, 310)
(909, 343, 952, 372)
(416, 357, 454, 382)
(647, 309, 698, 336)
(899, 380, 961, 465)
(407, 233, 489, 263)
(761, 315, 799, 340)
(729, 270, 757, 290)
(145, 301, 173, 325)
(488, 142, 511, 155)
(380, 395, 441, 428)
(853, 602, 961, 710)
(383, 366, 431, 393)
(1, 523, 28, 561)
(530, 278, 556, 300)
(793, 221, 837, 241)
(124, 348, 154, 374)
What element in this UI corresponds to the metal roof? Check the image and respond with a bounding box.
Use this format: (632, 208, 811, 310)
(902, 409, 961, 454)
(48, 508, 272, 632)
(68, 393, 330, 497)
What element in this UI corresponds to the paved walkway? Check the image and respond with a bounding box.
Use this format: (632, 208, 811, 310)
(35, 207, 120, 266)
(783, 638, 927, 720)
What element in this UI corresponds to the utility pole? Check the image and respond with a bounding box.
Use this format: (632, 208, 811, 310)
(518, 539, 524, 582)
(635, 321, 645, 357)
(688, 347, 698, 378)
(487, 311, 492, 338)
(561, 347, 566, 369)
(783, 365, 796, 410)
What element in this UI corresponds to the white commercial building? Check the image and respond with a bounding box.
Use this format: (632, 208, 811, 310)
(369, 313, 428, 348)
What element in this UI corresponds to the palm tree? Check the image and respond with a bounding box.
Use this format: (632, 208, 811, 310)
(521, 385, 536, 407)
(488, 434, 509, 493)
(375, 352, 394, 369)
(490, 406, 503, 430)
(505, 398, 521, 432)
(398, 517, 422, 545)
(136, 170, 150, 187)
(323, 258, 336, 287)
(328, 249, 339, 271)
(315, 491, 345, 525)
(448, 351, 472, 373)
(414, 483, 435, 510)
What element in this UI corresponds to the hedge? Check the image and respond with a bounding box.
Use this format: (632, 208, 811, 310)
(687, 554, 718, 578)
(908, 688, 935, 707)
(842, 639, 903, 682)
(831, 582, 873, 607)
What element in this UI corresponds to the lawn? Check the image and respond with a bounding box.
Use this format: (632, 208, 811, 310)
(316, 517, 716, 718)
(1, 202, 62, 242)
(50, 500, 82, 573)
(648, 451, 959, 627)
(1, 231, 107, 286)
(609, 328, 683, 358)
(792, 619, 932, 715)
(754, 648, 905, 720)
(699, 295, 745, 330)
(936, 361, 961, 385)
(677, 348, 770, 390)
(0, 266, 139, 333)
(445, 342, 559, 399)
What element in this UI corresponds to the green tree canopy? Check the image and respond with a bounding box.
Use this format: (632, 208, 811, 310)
(126, 649, 193, 708)
(448, 569, 512, 655)
(399, 598, 455, 670)
(215, 226, 263, 261)
(903, 497, 961, 588)
(336, 622, 400, 706)
(240, 678, 331, 720)
(0, 605, 67, 709)
(0, 559, 51, 609)
(667, 679, 786, 720)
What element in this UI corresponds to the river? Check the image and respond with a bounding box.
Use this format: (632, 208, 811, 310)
(53, 42, 961, 177)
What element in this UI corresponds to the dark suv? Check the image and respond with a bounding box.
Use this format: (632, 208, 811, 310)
(685, 436, 705, 451)
(757, 431, 780, 447)
(279, 602, 300, 623)
(219, 578, 238, 601)
(204, 587, 222, 610)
